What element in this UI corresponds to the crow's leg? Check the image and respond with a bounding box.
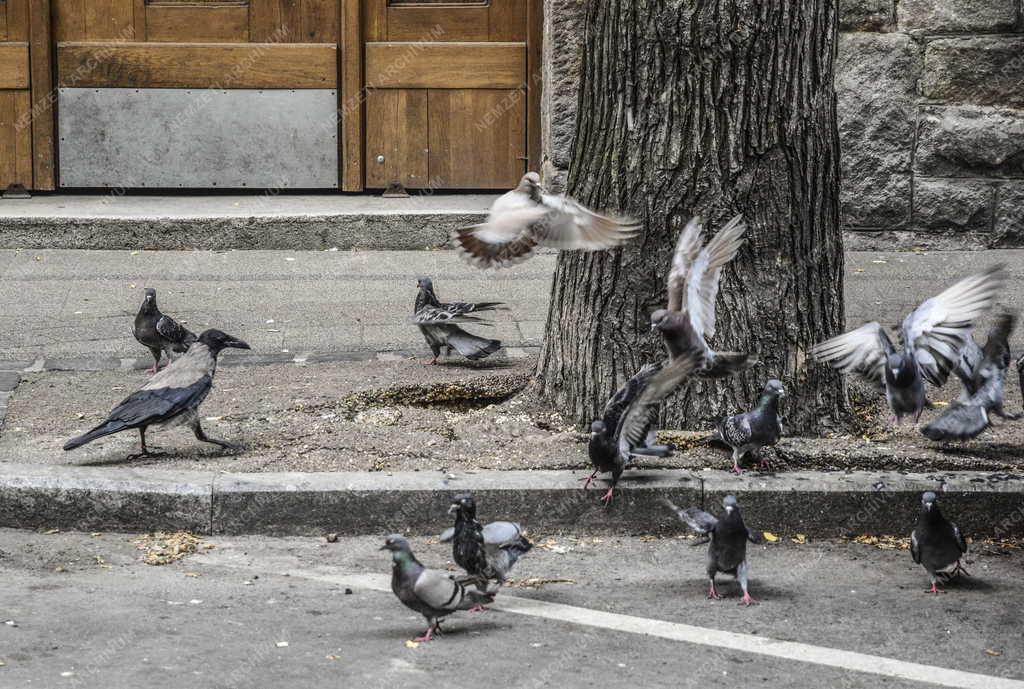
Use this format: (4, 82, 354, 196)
(191, 417, 242, 451)
(737, 560, 758, 606)
(126, 427, 164, 459)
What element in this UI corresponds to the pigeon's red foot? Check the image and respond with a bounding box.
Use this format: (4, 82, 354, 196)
(600, 487, 615, 505)
(414, 628, 436, 642)
(707, 586, 722, 600)
(738, 593, 758, 606)
(925, 583, 946, 594)
(468, 605, 489, 613)
(579, 472, 598, 490)
(146, 365, 160, 374)
(422, 357, 438, 366)
(732, 465, 745, 475)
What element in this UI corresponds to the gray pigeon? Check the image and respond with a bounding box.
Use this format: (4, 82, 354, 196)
(716, 379, 786, 473)
(64, 329, 249, 457)
(453, 172, 640, 269)
(381, 534, 494, 641)
(132, 288, 197, 373)
(416, 276, 508, 316)
(650, 215, 756, 378)
(661, 495, 763, 605)
(811, 265, 1006, 424)
(910, 492, 968, 594)
(443, 494, 532, 602)
(414, 280, 501, 364)
(587, 350, 701, 505)
(923, 313, 1020, 441)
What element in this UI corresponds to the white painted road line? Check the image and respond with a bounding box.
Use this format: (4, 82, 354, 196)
(292, 571, 1024, 689)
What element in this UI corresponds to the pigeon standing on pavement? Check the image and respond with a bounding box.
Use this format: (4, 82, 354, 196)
(923, 313, 1020, 441)
(63, 329, 250, 456)
(416, 277, 508, 316)
(413, 278, 501, 365)
(587, 349, 701, 505)
(650, 215, 756, 377)
(811, 265, 1006, 424)
(452, 172, 640, 269)
(132, 288, 197, 373)
(381, 534, 494, 642)
(716, 379, 786, 473)
(661, 495, 763, 605)
(443, 494, 533, 605)
(910, 492, 968, 594)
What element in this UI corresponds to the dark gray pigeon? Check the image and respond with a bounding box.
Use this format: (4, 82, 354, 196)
(910, 492, 968, 594)
(64, 329, 249, 457)
(381, 534, 494, 642)
(716, 379, 786, 473)
(443, 494, 532, 603)
(416, 276, 508, 316)
(587, 351, 701, 505)
(414, 280, 501, 365)
(661, 495, 762, 605)
(650, 215, 756, 378)
(812, 265, 1006, 424)
(453, 172, 640, 269)
(923, 313, 1020, 441)
(132, 288, 197, 373)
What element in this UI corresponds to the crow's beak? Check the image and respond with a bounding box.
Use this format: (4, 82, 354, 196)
(228, 338, 251, 350)
(447, 504, 459, 515)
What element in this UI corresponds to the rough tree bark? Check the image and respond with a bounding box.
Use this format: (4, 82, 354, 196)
(536, 0, 846, 432)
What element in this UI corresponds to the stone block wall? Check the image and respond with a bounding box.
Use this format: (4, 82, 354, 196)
(542, 1, 1024, 248)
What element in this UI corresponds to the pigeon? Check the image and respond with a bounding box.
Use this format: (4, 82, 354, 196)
(716, 379, 786, 473)
(452, 172, 640, 269)
(922, 313, 1019, 441)
(587, 349, 701, 505)
(811, 265, 1007, 424)
(132, 288, 197, 373)
(650, 215, 756, 377)
(381, 534, 494, 642)
(910, 492, 968, 594)
(443, 494, 532, 605)
(661, 495, 763, 605)
(416, 276, 507, 316)
(414, 279, 502, 365)
(63, 329, 250, 456)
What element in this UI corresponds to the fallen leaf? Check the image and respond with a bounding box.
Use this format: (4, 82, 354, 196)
(43, 528, 60, 535)
(184, 572, 200, 578)
(986, 649, 1003, 657)
(276, 641, 289, 648)
(791, 534, 807, 545)
(405, 640, 420, 649)
(763, 532, 779, 543)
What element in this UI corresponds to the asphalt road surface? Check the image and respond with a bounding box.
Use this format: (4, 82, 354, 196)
(2, 529, 1023, 688)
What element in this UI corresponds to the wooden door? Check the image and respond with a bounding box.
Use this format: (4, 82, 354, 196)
(52, 0, 356, 189)
(363, 0, 537, 190)
(0, 0, 54, 191)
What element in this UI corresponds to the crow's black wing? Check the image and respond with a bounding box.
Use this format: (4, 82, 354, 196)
(106, 376, 213, 427)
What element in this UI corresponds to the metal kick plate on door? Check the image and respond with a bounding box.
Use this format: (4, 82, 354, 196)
(58, 88, 339, 189)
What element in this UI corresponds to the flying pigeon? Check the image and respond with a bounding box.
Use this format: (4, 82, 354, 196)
(63, 329, 250, 456)
(452, 172, 640, 269)
(381, 534, 494, 642)
(416, 276, 508, 316)
(650, 215, 756, 377)
(811, 265, 1007, 424)
(910, 492, 968, 594)
(922, 313, 1019, 441)
(716, 379, 786, 473)
(132, 288, 197, 373)
(414, 279, 501, 365)
(444, 494, 532, 607)
(587, 349, 701, 505)
(661, 495, 762, 605)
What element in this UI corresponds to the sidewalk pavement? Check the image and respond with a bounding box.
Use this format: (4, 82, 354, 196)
(0, 248, 1021, 365)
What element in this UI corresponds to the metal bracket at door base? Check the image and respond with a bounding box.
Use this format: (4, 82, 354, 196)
(381, 181, 410, 198)
(2, 184, 31, 199)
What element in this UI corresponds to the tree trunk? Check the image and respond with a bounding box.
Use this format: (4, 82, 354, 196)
(536, 0, 846, 433)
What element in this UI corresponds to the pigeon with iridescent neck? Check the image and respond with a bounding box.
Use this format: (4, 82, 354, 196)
(132, 287, 197, 373)
(910, 492, 968, 594)
(716, 379, 786, 473)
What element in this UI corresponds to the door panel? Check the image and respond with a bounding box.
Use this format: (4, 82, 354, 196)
(0, 90, 32, 188)
(145, 4, 249, 42)
(365, 42, 524, 89)
(0, 0, 38, 190)
(0, 42, 28, 87)
(428, 89, 524, 189)
(386, 8, 486, 41)
(365, 88, 428, 189)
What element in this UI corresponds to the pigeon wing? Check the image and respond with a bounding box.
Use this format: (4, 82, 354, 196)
(685, 214, 747, 339)
(156, 314, 194, 347)
(531, 192, 640, 251)
(599, 363, 662, 434)
(920, 401, 989, 441)
(616, 354, 699, 451)
(412, 306, 493, 326)
(902, 265, 1007, 387)
(811, 322, 892, 387)
(660, 498, 719, 535)
(910, 529, 921, 564)
(666, 216, 704, 312)
(481, 521, 524, 547)
(412, 569, 475, 613)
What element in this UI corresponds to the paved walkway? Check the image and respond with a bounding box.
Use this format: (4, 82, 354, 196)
(0, 248, 1021, 364)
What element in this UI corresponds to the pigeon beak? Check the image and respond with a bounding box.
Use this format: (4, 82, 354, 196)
(447, 504, 459, 515)
(227, 338, 251, 350)
(650, 323, 659, 333)
(379, 545, 389, 551)
(725, 506, 734, 514)
(924, 502, 933, 511)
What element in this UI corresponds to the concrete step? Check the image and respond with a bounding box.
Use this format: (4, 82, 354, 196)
(0, 193, 499, 251)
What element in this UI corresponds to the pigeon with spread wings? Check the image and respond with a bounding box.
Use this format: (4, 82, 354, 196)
(811, 265, 1006, 424)
(650, 215, 756, 378)
(452, 172, 640, 269)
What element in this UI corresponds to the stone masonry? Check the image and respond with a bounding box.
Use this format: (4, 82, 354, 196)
(542, 1, 1024, 249)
